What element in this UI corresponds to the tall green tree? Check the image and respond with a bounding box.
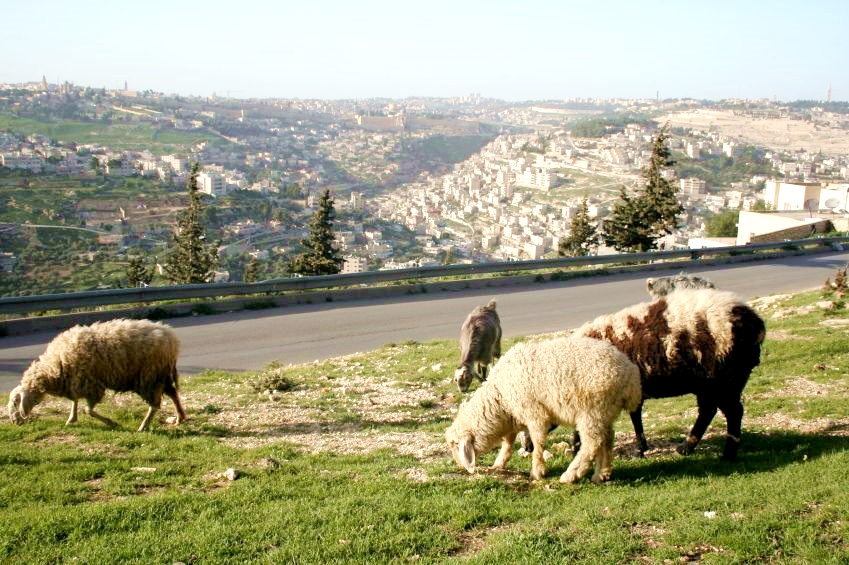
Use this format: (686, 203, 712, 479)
(602, 124, 683, 252)
(706, 209, 740, 237)
(164, 162, 218, 284)
(558, 197, 599, 257)
(290, 189, 343, 276)
(126, 256, 153, 287)
(243, 256, 260, 283)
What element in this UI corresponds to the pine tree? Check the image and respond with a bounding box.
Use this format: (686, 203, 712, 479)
(126, 256, 153, 287)
(602, 124, 683, 252)
(164, 162, 218, 284)
(243, 256, 259, 283)
(290, 189, 342, 276)
(558, 197, 598, 257)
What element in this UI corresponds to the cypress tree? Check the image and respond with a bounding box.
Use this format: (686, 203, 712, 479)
(164, 162, 218, 284)
(290, 189, 343, 276)
(602, 124, 682, 253)
(558, 197, 599, 257)
(126, 256, 153, 287)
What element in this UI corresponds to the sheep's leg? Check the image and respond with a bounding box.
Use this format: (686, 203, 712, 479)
(138, 387, 165, 432)
(138, 406, 157, 432)
(718, 397, 744, 461)
(86, 403, 119, 429)
(527, 424, 550, 480)
(65, 400, 78, 425)
(165, 391, 187, 425)
(561, 425, 600, 484)
(678, 396, 718, 455)
(478, 363, 488, 382)
(491, 433, 516, 470)
(571, 430, 581, 455)
(590, 426, 615, 484)
(521, 424, 560, 454)
(629, 401, 648, 456)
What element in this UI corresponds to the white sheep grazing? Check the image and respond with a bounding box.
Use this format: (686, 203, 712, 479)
(445, 336, 641, 483)
(8, 319, 186, 431)
(454, 299, 502, 392)
(646, 272, 715, 298)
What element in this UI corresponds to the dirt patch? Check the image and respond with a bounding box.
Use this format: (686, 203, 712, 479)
(629, 522, 667, 550)
(754, 376, 840, 399)
(766, 329, 812, 341)
(222, 428, 446, 462)
(748, 414, 849, 436)
(659, 109, 849, 157)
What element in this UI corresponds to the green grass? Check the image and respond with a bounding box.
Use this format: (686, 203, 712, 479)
(0, 113, 232, 154)
(2, 291, 849, 563)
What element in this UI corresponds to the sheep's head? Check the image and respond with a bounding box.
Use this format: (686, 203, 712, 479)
(454, 366, 476, 393)
(7, 385, 39, 425)
(445, 425, 476, 474)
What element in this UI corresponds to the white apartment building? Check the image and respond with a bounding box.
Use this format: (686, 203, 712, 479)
(686, 142, 700, 160)
(680, 177, 707, 195)
(1, 152, 44, 173)
(349, 191, 365, 212)
(162, 154, 189, 172)
(762, 180, 829, 211)
(197, 171, 226, 197)
(342, 256, 368, 274)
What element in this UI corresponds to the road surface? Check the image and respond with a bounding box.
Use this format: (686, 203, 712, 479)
(1, 251, 846, 393)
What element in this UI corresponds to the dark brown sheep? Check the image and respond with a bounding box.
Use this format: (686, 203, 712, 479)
(574, 288, 765, 460)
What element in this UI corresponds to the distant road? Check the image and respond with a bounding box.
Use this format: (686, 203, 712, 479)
(1, 251, 846, 392)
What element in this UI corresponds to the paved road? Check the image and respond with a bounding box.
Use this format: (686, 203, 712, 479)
(1, 251, 846, 393)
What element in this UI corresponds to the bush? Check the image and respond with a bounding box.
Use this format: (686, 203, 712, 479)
(248, 363, 296, 393)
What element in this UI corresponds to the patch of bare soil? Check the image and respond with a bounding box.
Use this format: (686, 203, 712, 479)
(753, 376, 841, 399)
(749, 415, 849, 436)
(658, 109, 849, 157)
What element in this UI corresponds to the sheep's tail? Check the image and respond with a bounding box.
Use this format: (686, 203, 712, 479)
(485, 299, 497, 310)
(170, 365, 180, 392)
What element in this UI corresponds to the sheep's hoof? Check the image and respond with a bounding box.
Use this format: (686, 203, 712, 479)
(591, 469, 612, 483)
(559, 470, 580, 484)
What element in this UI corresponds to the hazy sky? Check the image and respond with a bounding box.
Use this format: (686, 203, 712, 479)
(3, 0, 846, 102)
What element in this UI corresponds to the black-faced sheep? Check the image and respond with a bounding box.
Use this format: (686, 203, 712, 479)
(7, 319, 186, 431)
(646, 272, 715, 298)
(454, 299, 502, 392)
(575, 288, 765, 461)
(446, 335, 641, 483)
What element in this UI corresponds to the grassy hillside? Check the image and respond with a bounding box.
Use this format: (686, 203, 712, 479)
(2, 289, 849, 563)
(0, 114, 230, 154)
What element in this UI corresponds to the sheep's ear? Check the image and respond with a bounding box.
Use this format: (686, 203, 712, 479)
(458, 437, 476, 474)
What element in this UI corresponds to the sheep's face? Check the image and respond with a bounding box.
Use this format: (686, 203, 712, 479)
(454, 366, 476, 393)
(7, 386, 37, 425)
(446, 426, 476, 474)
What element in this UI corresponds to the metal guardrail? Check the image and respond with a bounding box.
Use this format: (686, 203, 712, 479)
(1, 236, 847, 317)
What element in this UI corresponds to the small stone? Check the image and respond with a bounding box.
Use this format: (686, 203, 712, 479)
(223, 468, 239, 481)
